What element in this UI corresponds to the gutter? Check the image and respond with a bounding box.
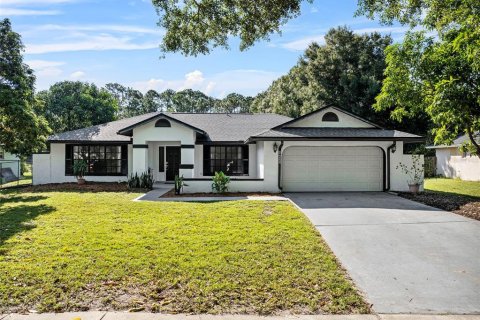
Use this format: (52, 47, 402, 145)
(386, 142, 396, 191)
(277, 141, 284, 191)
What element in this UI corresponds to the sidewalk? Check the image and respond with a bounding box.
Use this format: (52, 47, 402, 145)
(2, 313, 480, 320)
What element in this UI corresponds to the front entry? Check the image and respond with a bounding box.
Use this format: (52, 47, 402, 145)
(165, 146, 181, 181)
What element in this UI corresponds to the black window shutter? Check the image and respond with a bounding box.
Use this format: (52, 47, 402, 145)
(65, 145, 73, 175)
(203, 145, 210, 176)
(159, 147, 165, 172)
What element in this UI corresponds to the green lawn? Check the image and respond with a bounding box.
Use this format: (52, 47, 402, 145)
(0, 188, 368, 314)
(425, 178, 480, 198)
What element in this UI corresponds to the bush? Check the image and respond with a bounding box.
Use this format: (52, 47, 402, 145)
(128, 171, 154, 190)
(211, 171, 230, 193)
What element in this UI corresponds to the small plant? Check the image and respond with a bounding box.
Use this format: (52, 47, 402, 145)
(174, 175, 188, 194)
(73, 159, 88, 184)
(127, 171, 154, 190)
(397, 154, 424, 193)
(211, 171, 230, 193)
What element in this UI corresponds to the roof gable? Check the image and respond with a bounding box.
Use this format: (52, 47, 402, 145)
(276, 105, 381, 129)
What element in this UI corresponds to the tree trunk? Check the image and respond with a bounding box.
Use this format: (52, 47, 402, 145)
(466, 127, 480, 158)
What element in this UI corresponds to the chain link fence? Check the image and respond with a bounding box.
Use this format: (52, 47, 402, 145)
(0, 159, 21, 188)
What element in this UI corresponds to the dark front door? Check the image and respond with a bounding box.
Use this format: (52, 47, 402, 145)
(166, 146, 181, 181)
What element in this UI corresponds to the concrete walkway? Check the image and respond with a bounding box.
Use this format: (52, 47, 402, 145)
(2, 313, 480, 320)
(134, 185, 288, 202)
(286, 192, 480, 314)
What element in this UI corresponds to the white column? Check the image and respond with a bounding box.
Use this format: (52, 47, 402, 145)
(132, 145, 148, 175)
(179, 145, 195, 178)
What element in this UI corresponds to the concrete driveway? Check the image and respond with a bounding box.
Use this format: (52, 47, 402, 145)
(286, 192, 480, 314)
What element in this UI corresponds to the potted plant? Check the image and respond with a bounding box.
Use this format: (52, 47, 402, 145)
(73, 159, 88, 185)
(174, 175, 187, 195)
(397, 154, 424, 194)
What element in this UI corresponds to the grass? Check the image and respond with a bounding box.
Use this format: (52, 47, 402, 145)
(425, 178, 480, 198)
(0, 188, 368, 315)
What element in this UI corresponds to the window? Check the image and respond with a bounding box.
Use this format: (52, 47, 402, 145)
(155, 119, 171, 127)
(322, 112, 339, 122)
(203, 145, 249, 176)
(65, 144, 128, 175)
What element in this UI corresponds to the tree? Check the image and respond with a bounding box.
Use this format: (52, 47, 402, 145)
(215, 93, 253, 113)
(357, 0, 480, 155)
(143, 90, 162, 113)
(252, 27, 431, 132)
(37, 81, 117, 134)
(105, 83, 144, 118)
(152, 0, 308, 56)
(0, 18, 50, 156)
(170, 89, 216, 112)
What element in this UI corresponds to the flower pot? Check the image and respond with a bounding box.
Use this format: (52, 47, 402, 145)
(77, 178, 86, 185)
(408, 183, 420, 194)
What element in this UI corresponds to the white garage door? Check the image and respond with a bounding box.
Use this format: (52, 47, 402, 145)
(282, 146, 383, 192)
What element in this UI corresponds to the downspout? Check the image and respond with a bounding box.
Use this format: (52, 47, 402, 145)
(277, 141, 284, 191)
(386, 141, 396, 191)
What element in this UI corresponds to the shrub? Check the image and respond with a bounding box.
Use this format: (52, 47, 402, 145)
(211, 171, 230, 193)
(128, 171, 154, 190)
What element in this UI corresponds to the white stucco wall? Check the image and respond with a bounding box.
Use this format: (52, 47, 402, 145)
(436, 147, 480, 181)
(255, 140, 423, 193)
(288, 107, 374, 128)
(32, 143, 131, 185)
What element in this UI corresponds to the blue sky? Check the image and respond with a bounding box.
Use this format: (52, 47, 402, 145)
(0, 0, 409, 98)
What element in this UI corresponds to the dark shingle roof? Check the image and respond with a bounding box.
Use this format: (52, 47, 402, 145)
(248, 127, 423, 141)
(427, 132, 479, 149)
(48, 112, 292, 142)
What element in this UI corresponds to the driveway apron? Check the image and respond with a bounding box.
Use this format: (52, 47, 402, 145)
(286, 192, 480, 314)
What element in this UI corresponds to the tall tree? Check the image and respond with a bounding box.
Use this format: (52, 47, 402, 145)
(37, 81, 117, 134)
(252, 27, 431, 132)
(0, 18, 50, 156)
(215, 93, 253, 113)
(152, 0, 307, 56)
(170, 89, 216, 112)
(143, 89, 162, 113)
(357, 0, 480, 154)
(105, 83, 144, 118)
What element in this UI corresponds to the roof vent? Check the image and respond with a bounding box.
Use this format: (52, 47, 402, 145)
(322, 112, 339, 122)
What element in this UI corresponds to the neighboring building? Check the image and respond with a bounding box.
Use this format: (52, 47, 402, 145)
(428, 133, 480, 181)
(33, 105, 424, 192)
(0, 146, 21, 184)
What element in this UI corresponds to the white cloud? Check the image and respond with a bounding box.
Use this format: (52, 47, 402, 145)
(25, 34, 158, 54)
(0, 8, 61, 15)
(26, 59, 65, 77)
(281, 35, 325, 51)
(70, 71, 85, 79)
(33, 24, 162, 35)
(1, 0, 73, 4)
(132, 69, 280, 98)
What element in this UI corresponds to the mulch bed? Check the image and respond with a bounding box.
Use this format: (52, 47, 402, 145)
(161, 189, 282, 198)
(399, 191, 480, 221)
(22, 182, 132, 193)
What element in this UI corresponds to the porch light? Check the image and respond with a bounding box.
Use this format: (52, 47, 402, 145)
(273, 142, 278, 153)
(391, 144, 397, 153)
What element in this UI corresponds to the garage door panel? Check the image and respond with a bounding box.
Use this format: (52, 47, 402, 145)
(282, 146, 383, 192)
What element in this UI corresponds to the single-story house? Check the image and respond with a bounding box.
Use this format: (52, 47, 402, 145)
(33, 105, 424, 192)
(427, 133, 480, 181)
(0, 146, 21, 184)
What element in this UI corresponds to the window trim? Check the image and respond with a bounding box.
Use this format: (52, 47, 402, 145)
(65, 144, 128, 176)
(203, 145, 249, 176)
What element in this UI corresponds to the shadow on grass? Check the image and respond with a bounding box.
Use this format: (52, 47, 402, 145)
(0, 195, 55, 248)
(21, 182, 132, 194)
